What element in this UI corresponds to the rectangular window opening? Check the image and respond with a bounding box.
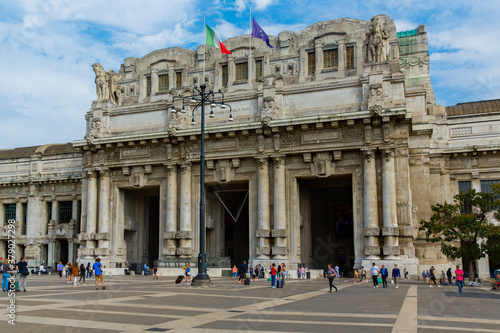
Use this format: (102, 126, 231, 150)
(221, 65, 228, 87)
(146, 76, 151, 96)
(235, 62, 248, 82)
(324, 49, 338, 69)
(4, 204, 16, 223)
(255, 60, 263, 79)
(346, 46, 355, 69)
(307, 51, 315, 75)
(176, 72, 182, 88)
(158, 74, 169, 92)
(58, 201, 73, 224)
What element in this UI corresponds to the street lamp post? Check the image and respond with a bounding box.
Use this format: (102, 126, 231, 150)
(171, 84, 232, 287)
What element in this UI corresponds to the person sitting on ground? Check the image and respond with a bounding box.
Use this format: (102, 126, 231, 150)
(491, 273, 500, 290)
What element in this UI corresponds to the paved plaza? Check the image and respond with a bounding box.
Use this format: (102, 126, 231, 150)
(1, 274, 499, 332)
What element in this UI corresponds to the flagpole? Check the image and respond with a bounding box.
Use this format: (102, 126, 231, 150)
(203, 16, 206, 84)
(249, 7, 252, 85)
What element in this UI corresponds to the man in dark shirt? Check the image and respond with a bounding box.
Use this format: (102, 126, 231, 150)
(380, 265, 389, 288)
(16, 256, 28, 292)
(429, 266, 440, 287)
(239, 260, 248, 283)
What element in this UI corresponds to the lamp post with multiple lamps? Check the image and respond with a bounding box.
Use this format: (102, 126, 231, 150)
(171, 84, 232, 287)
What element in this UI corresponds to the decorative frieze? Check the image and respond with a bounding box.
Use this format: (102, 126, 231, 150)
(364, 227, 380, 236)
(256, 246, 271, 255)
(176, 247, 193, 256)
(256, 229, 270, 238)
(163, 231, 177, 239)
(94, 248, 110, 256)
(364, 246, 380, 256)
(381, 227, 399, 236)
(162, 247, 177, 256)
(272, 246, 286, 255)
(383, 245, 400, 256)
(176, 231, 192, 239)
(271, 229, 287, 238)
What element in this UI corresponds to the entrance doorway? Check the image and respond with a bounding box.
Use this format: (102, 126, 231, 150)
(122, 187, 160, 273)
(300, 177, 354, 273)
(206, 183, 249, 268)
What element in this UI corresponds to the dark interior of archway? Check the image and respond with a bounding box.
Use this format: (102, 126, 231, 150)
(307, 177, 354, 272)
(147, 195, 159, 267)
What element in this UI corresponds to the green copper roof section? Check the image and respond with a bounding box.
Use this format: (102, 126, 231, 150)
(397, 29, 417, 38)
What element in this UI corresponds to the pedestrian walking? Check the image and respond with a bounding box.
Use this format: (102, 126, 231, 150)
(57, 262, 64, 278)
(300, 266, 306, 279)
(79, 264, 86, 285)
(353, 267, 359, 282)
(281, 263, 286, 287)
(67, 263, 73, 284)
(16, 256, 29, 292)
(64, 263, 69, 278)
(143, 262, 149, 276)
(327, 264, 338, 292)
(428, 266, 440, 287)
(232, 265, 238, 280)
(361, 266, 367, 282)
(425, 270, 430, 283)
(72, 262, 80, 286)
(370, 262, 379, 288)
(455, 265, 464, 293)
(93, 258, 105, 290)
(185, 263, 191, 284)
(380, 265, 388, 288)
(153, 262, 158, 280)
(86, 263, 92, 279)
(270, 263, 277, 288)
(238, 261, 247, 283)
(392, 264, 401, 288)
(446, 268, 452, 285)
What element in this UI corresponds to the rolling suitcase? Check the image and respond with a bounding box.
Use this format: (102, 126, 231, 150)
(277, 279, 283, 288)
(175, 275, 184, 284)
(244, 278, 250, 285)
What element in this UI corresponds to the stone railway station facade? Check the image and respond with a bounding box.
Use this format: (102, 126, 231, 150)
(1, 15, 499, 278)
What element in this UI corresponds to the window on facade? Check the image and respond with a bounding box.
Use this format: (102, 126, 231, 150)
(146, 76, 151, 96)
(255, 59, 263, 79)
(323, 49, 338, 69)
(158, 74, 169, 92)
(458, 181, 472, 214)
(4, 204, 15, 223)
(346, 46, 355, 69)
(481, 180, 500, 209)
(21, 203, 27, 235)
(176, 72, 182, 88)
(47, 201, 52, 224)
(221, 64, 228, 87)
(58, 201, 72, 224)
(307, 51, 315, 75)
(235, 62, 248, 81)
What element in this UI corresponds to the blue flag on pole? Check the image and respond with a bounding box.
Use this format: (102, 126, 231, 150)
(251, 17, 273, 48)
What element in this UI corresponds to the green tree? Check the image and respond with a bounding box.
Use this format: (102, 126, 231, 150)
(419, 189, 500, 281)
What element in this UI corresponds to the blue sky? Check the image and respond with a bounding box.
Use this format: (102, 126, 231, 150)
(0, 0, 499, 149)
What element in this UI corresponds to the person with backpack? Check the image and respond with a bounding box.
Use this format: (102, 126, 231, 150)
(93, 258, 105, 290)
(16, 256, 29, 292)
(79, 264, 86, 285)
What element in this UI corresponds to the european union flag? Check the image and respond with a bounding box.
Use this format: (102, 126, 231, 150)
(251, 18, 273, 48)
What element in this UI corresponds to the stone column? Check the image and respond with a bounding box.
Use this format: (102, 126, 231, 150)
(228, 56, 235, 86)
(314, 40, 324, 75)
(472, 176, 490, 279)
(51, 200, 59, 224)
(47, 241, 55, 267)
(85, 170, 98, 258)
(362, 148, 380, 259)
(0, 203, 4, 225)
(177, 163, 192, 257)
(382, 149, 399, 259)
(68, 241, 74, 263)
(256, 157, 270, 259)
(151, 69, 158, 95)
(98, 170, 110, 253)
(165, 165, 178, 256)
(338, 40, 346, 76)
(272, 155, 287, 259)
(72, 198, 78, 221)
(80, 174, 88, 233)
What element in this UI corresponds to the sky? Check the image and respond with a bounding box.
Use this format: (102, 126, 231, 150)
(0, 0, 499, 149)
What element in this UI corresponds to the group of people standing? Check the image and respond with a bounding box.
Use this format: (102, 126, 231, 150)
(56, 259, 105, 290)
(1, 257, 29, 292)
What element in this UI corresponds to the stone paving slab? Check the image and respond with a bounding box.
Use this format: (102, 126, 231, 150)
(1, 276, 499, 333)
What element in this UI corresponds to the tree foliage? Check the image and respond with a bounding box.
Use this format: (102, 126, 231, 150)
(419, 190, 500, 275)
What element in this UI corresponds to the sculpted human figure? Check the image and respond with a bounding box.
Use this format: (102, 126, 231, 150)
(92, 63, 108, 100)
(108, 69, 122, 106)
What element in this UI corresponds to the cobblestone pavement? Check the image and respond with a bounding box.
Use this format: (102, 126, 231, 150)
(1, 275, 499, 332)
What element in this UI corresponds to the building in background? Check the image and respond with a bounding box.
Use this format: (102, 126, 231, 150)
(1, 15, 498, 278)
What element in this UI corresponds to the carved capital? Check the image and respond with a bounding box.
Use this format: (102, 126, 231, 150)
(383, 245, 400, 256)
(381, 227, 399, 236)
(271, 229, 287, 238)
(257, 157, 269, 169)
(273, 155, 286, 168)
(364, 227, 380, 237)
(364, 246, 380, 256)
(382, 149, 395, 161)
(99, 169, 110, 179)
(87, 170, 98, 179)
(176, 231, 192, 239)
(272, 246, 287, 255)
(256, 229, 270, 238)
(163, 231, 177, 239)
(361, 148, 374, 161)
(179, 162, 191, 173)
(256, 246, 271, 255)
(176, 247, 193, 256)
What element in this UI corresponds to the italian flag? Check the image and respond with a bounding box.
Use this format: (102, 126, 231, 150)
(205, 24, 232, 54)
